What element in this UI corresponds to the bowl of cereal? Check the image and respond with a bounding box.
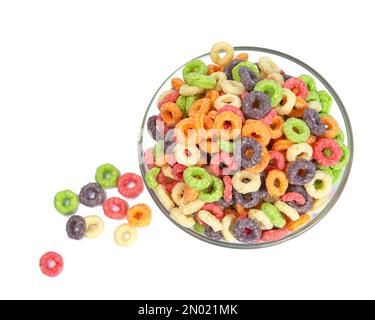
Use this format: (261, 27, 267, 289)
(138, 42, 353, 248)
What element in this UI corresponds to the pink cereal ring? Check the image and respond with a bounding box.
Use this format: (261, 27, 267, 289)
(144, 148, 155, 169)
(261, 109, 277, 125)
(281, 192, 306, 205)
(284, 78, 308, 99)
(172, 163, 186, 181)
(260, 228, 290, 242)
(209, 152, 239, 177)
(313, 138, 342, 166)
(166, 153, 177, 166)
(157, 90, 179, 109)
(223, 176, 233, 203)
(217, 105, 245, 122)
(266, 150, 286, 172)
(156, 115, 170, 135)
(202, 203, 225, 221)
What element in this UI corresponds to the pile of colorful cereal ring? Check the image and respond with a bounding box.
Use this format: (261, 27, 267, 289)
(143, 41, 349, 245)
(40, 164, 149, 277)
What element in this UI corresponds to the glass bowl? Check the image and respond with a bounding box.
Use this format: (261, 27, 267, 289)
(138, 46, 354, 249)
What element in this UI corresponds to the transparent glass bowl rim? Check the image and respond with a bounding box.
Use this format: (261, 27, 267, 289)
(138, 46, 354, 249)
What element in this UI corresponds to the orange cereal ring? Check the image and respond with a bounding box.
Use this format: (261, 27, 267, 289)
(307, 135, 317, 146)
(234, 53, 248, 61)
(321, 115, 339, 139)
(224, 207, 237, 216)
(207, 64, 224, 75)
(242, 119, 271, 146)
(247, 147, 270, 174)
(205, 90, 220, 105)
(183, 185, 199, 203)
(171, 78, 184, 90)
(195, 112, 214, 131)
(295, 96, 308, 109)
(234, 203, 248, 218)
(175, 117, 199, 144)
(287, 214, 311, 231)
(272, 139, 294, 152)
(268, 115, 284, 139)
(127, 203, 152, 227)
(188, 98, 211, 117)
(198, 129, 220, 154)
(213, 111, 242, 140)
(265, 170, 289, 197)
(160, 102, 184, 127)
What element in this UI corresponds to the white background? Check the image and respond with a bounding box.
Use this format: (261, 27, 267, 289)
(0, 0, 374, 300)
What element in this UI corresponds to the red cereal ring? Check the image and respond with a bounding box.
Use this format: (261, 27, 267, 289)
(209, 152, 239, 177)
(39, 252, 64, 277)
(157, 90, 179, 109)
(156, 170, 169, 184)
(166, 153, 177, 166)
(164, 180, 178, 194)
(266, 150, 286, 172)
(313, 138, 342, 166)
(281, 192, 306, 205)
(202, 203, 225, 220)
(261, 109, 277, 125)
(217, 105, 245, 122)
(103, 197, 128, 219)
(284, 78, 308, 100)
(144, 148, 155, 169)
(223, 176, 233, 203)
(260, 228, 290, 242)
(117, 173, 144, 198)
(172, 163, 186, 181)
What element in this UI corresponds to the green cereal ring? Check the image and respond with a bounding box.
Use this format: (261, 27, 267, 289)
(176, 96, 187, 115)
(232, 61, 260, 80)
(306, 91, 320, 102)
(317, 165, 334, 179)
(95, 163, 120, 189)
(331, 167, 343, 184)
(185, 95, 200, 114)
(261, 203, 286, 228)
(335, 129, 345, 144)
(183, 59, 208, 81)
(299, 74, 317, 92)
(318, 90, 333, 114)
(193, 222, 205, 234)
(185, 73, 216, 90)
(198, 176, 224, 203)
(154, 140, 164, 159)
(145, 167, 160, 189)
(283, 118, 311, 143)
(254, 79, 283, 107)
(183, 166, 213, 191)
(331, 143, 350, 170)
(218, 140, 234, 153)
(54, 190, 79, 215)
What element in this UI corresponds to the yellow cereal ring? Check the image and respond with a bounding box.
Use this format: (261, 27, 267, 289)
(286, 143, 313, 162)
(305, 170, 332, 199)
(170, 208, 195, 229)
(221, 80, 245, 95)
(197, 210, 223, 232)
(171, 182, 186, 206)
(274, 201, 300, 222)
(258, 56, 280, 75)
(179, 84, 205, 96)
(210, 42, 234, 66)
(214, 93, 241, 110)
(114, 224, 137, 247)
(310, 196, 328, 213)
(248, 209, 273, 230)
(210, 72, 227, 91)
(155, 185, 175, 212)
(179, 199, 205, 216)
(232, 170, 261, 194)
(222, 214, 237, 242)
(84, 215, 104, 238)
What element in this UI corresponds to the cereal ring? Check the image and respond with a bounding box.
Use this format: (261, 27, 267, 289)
(160, 102, 184, 127)
(95, 163, 120, 189)
(260, 228, 289, 242)
(331, 143, 350, 170)
(84, 215, 104, 238)
(66, 215, 86, 240)
(258, 56, 280, 75)
(266, 150, 286, 172)
(307, 135, 317, 147)
(147, 115, 161, 140)
(232, 170, 261, 194)
(286, 143, 313, 162)
(209, 152, 239, 177)
(197, 210, 223, 232)
(179, 84, 205, 96)
(308, 100, 322, 113)
(205, 90, 220, 105)
(254, 79, 283, 107)
(310, 196, 328, 213)
(286, 186, 313, 214)
(224, 59, 242, 80)
(161, 165, 175, 180)
(233, 218, 262, 243)
(209, 71, 227, 91)
(175, 117, 198, 144)
(306, 90, 320, 103)
(183, 184, 199, 203)
(261, 109, 277, 125)
(218, 197, 235, 208)
(171, 78, 184, 90)
(199, 176, 223, 203)
(335, 129, 345, 144)
(194, 222, 205, 234)
(207, 64, 223, 75)
(287, 214, 311, 232)
(266, 170, 289, 197)
(103, 197, 128, 220)
(157, 90, 179, 109)
(210, 42, 234, 66)
(204, 225, 223, 240)
(242, 91, 271, 120)
(303, 109, 326, 136)
(318, 90, 333, 114)
(221, 80, 245, 95)
(185, 72, 216, 90)
(274, 200, 300, 222)
(261, 203, 286, 228)
(242, 119, 271, 146)
(217, 105, 245, 123)
(287, 159, 316, 186)
(213, 111, 242, 140)
(171, 182, 185, 206)
(39, 252, 63, 277)
(321, 115, 339, 139)
(183, 59, 208, 80)
(223, 176, 233, 203)
(284, 78, 308, 100)
(117, 173, 144, 198)
(232, 61, 260, 80)
(331, 167, 343, 184)
(214, 93, 241, 110)
(275, 88, 296, 116)
(154, 184, 175, 210)
(114, 224, 137, 247)
(283, 118, 310, 143)
(183, 166, 212, 190)
(222, 214, 237, 241)
(305, 170, 332, 199)
(235, 52, 248, 61)
(248, 209, 273, 230)
(238, 66, 259, 92)
(268, 115, 284, 139)
(266, 72, 284, 86)
(313, 138, 343, 167)
(299, 74, 317, 92)
(170, 163, 185, 181)
(272, 139, 294, 152)
(79, 183, 106, 208)
(247, 147, 270, 174)
(174, 144, 201, 166)
(145, 167, 160, 189)
(202, 203, 225, 220)
(233, 189, 262, 209)
(281, 192, 306, 205)
(180, 199, 205, 216)
(240, 138, 263, 168)
(127, 204, 152, 227)
(54, 190, 79, 215)
(188, 98, 211, 117)
(170, 208, 195, 228)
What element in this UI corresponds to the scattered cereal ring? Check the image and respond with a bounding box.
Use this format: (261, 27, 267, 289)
(179, 84, 205, 96)
(171, 78, 184, 90)
(202, 203, 225, 220)
(209, 152, 239, 177)
(284, 77, 308, 100)
(221, 214, 237, 241)
(261, 202, 286, 228)
(171, 182, 185, 206)
(266, 150, 285, 172)
(127, 203, 152, 227)
(238, 66, 259, 92)
(313, 138, 343, 167)
(84, 215, 104, 238)
(261, 109, 277, 125)
(183, 184, 199, 203)
(305, 170, 332, 199)
(79, 183, 106, 208)
(54, 190, 79, 215)
(66, 215, 86, 240)
(266, 72, 284, 86)
(233, 189, 262, 209)
(157, 90, 179, 109)
(247, 147, 270, 174)
(188, 98, 211, 117)
(117, 173, 144, 198)
(95, 163, 120, 189)
(224, 59, 242, 80)
(233, 218, 262, 243)
(185, 72, 216, 90)
(210, 42, 234, 66)
(331, 143, 350, 170)
(272, 139, 294, 152)
(254, 79, 283, 107)
(286, 186, 313, 214)
(180, 199, 205, 216)
(114, 224, 137, 247)
(283, 118, 310, 143)
(268, 115, 284, 139)
(39, 252, 63, 277)
(204, 225, 223, 240)
(183, 166, 212, 190)
(213, 110, 242, 140)
(103, 197, 128, 220)
(266, 170, 288, 197)
(240, 138, 263, 168)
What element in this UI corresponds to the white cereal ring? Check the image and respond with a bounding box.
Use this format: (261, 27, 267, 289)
(84, 215, 104, 238)
(286, 143, 313, 162)
(210, 71, 227, 91)
(259, 56, 280, 75)
(266, 72, 284, 86)
(274, 200, 300, 222)
(214, 93, 242, 110)
(308, 100, 322, 113)
(310, 196, 329, 213)
(248, 209, 273, 230)
(221, 80, 245, 96)
(171, 182, 186, 206)
(197, 210, 223, 232)
(210, 42, 234, 66)
(275, 88, 296, 116)
(222, 214, 237, 242)
(170, 208, 196, 229)
(232, 170, 261, 194)
(174, 143, 201, 166)
(305, 171, 332, 199)
(179, 199, 205, 216)
(114, 224, 137, 247)
(155, 185, 175, 212)
(179, 84, 205, 96)
(161, 164, 175, 180)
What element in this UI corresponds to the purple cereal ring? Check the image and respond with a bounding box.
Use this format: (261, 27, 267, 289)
(303, 109, 326, 136)
(233, 190, 262, 209)
(240, 138, 262, 168)
(286, 186, 313, 214)
(147, 115, 160, 141)
(286, 159, 316, 186)
(242, 91, 271, 120)
(233, 218, 262, 243)
(238, 66, 259, 92)
(204, 225, 223, 240)
(224, 59, 242, 80)
(217, 197, 235, 208)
